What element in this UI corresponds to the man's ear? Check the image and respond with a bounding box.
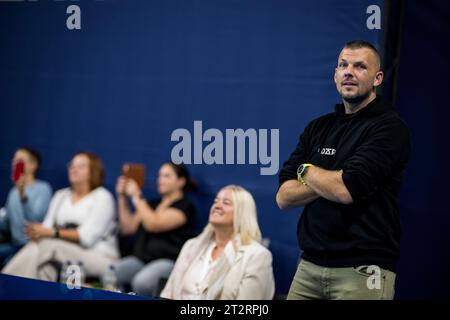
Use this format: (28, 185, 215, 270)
(334, 69, 337, 84)
(374, 70, 384, 87)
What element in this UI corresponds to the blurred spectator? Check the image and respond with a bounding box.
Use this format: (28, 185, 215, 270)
(0, 148, 52, 267)
(112, 162, 197, 296)
(161, 185, 275, 300)
(2, 152, 118, 281)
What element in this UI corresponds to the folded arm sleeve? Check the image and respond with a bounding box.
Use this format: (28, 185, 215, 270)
(278, 128, 311, 188)
(342, 118, 411, 203)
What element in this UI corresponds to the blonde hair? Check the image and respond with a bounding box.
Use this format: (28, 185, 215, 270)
(204, 185, 262, 245)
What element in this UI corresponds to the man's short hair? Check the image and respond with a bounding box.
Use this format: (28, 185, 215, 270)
(342, 40, 381, 70)
(19, 147, 42, 171)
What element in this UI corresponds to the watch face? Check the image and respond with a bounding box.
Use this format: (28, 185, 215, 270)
(297, 164, 304, 180)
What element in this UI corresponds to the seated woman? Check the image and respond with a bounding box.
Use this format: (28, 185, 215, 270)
(2, 152, 119, 281)
(112, 162, 196, 296)
(161, 185, 275, 300)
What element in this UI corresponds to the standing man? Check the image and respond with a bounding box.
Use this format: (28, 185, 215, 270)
(0, 148, 52, 266)
(276, 40, 410, 300)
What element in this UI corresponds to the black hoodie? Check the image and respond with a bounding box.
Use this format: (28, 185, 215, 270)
(279, 96, 411, 272)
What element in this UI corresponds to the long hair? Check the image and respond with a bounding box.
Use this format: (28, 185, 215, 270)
(162, 185, 265, 299)
(204, 185, 262, 245)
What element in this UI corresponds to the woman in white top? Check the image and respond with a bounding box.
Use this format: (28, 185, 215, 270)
(161, 185, 275, 300)
(2, 152, 119, 282)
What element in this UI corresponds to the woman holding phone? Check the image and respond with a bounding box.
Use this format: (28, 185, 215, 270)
(112, 162, 197, 296)
(0, 148, 52, 267)
(2, 152, 119, 281)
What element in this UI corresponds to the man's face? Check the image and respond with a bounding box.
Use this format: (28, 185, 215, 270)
(12, 149, 36, 176)
(334, 47, 383, 103)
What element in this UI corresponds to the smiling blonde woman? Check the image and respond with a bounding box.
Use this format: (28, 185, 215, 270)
(161, 185, 275, 300)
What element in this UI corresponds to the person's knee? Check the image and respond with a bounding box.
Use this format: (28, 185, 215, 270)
(1, 242, 39, 276)
(36, 238, 60, 252)
(130, 259, 174, 296)
(133, 265, 169, 294)
(131, 272, 159, 296)
(112, 261, 132, 286)
(111, 257, 142, 286)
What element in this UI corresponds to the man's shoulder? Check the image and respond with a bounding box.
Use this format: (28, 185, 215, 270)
(6, 186, 18, 198)
(370, 109, 410, 134)
(34, 180, 52, 192)
(306, 111, 336, 131)
(294, 112, 336, 140)
(311, 110, 336, 123)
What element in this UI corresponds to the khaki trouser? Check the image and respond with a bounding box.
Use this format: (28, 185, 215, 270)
(1, 238, 116, 282)
(287, 259, 396, 300)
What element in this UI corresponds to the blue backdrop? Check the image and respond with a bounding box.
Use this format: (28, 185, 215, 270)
(6, 0, 446, 298)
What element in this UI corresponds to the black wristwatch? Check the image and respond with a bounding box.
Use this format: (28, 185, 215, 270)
(53, 228, 60, 239)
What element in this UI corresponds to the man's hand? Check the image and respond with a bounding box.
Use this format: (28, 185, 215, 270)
(15, 175, 26, 200)
(303, 166, 353, 204)
(26, 223, 54, 241)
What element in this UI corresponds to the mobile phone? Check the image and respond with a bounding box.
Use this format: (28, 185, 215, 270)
(122, 163, 146, 189)
(12, 160, 25, 183)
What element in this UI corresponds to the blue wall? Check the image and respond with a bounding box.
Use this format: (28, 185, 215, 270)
(1, 0, 386, 295)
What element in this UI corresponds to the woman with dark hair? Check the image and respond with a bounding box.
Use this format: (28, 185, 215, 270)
(111, 162, 197, 296)
(2, 152, 119, 281)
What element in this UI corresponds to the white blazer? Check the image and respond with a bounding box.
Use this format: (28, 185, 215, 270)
(161, 236, 275, 300)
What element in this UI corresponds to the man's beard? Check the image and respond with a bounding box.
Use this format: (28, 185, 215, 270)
(341, 88, 371, 105)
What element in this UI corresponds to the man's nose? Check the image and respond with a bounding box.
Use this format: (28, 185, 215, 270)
(344, 66, 355, 77)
